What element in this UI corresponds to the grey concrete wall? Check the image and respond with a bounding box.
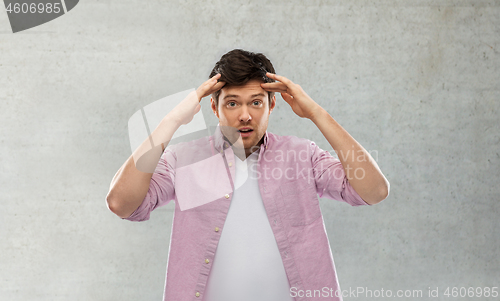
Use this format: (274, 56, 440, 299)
(1, 0, 498, 300)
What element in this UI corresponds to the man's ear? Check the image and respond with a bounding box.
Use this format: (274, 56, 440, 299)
(210, 97, 219, 118)
(269, 94, 276, 113)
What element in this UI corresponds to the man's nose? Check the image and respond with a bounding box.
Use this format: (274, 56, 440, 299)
(239, 106, 252, 122)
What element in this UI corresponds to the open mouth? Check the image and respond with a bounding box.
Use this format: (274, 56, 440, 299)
(238, 128, 254, 137)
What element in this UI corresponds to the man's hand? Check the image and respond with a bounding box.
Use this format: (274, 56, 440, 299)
(197, 73, 226, 100)
(170, 73, 226, 125)
(260, 72, 323, 120)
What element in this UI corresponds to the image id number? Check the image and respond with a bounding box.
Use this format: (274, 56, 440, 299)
(6, 2, 62, 14)
(443, 287, 498, 298)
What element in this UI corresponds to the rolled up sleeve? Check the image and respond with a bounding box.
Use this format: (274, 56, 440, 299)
(124, 147, 177, 221)
(310, 141, 370, 206)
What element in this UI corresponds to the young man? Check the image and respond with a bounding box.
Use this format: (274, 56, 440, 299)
(106, 49, 389, 301)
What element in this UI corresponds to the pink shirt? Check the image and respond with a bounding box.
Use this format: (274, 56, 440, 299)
(123, 124, 370, 301)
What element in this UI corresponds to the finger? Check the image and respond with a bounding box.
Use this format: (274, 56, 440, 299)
(281, 92, 294, 104)
(261, 87, 288, 93)
(199, 81, 226, 100)
(208, 81, 226, 93)
(215, 80, 226, 88)
(266, 72, 294, 86)
(260, 82, 288, 93)
(265, 72, 302, 96)
(204, 74, 221, 87)
(206, 75, 220, 87)
(201, 75, 222, 87)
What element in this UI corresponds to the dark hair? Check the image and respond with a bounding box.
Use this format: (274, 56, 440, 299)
(209, 49, 276, 108)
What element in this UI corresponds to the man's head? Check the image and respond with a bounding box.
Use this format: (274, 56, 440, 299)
(209, 49, 276, 156)
(209, 49, 276, 107)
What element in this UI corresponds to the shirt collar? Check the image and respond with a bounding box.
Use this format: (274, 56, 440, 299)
(213, 123, 269, 153)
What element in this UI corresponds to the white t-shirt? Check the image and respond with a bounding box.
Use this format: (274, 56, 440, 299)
(203, 151, 294, 301)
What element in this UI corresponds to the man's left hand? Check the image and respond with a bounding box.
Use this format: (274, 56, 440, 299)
(261, 72, 323, 120)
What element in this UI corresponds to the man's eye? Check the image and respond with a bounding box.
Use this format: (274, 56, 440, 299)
(253, 101, 261, 106)
(228, 102, 236, 107)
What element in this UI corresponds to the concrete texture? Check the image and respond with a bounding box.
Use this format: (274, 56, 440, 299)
(1, 0, 498, 300)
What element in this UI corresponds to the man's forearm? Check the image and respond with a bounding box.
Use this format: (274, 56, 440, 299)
(106, 115, 181, 218)
(310, 108, 389, 205)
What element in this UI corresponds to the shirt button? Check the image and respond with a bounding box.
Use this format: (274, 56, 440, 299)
(215, 227, 219, 232)
(274, 219, 277, 225)
(228, 162, 232, 167)
(225, 194, 229, 199)
(205, 258, 210, 264)
(195, 292, 200, 297)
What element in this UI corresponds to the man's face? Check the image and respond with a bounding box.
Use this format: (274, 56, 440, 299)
(211, 79, 276, 156)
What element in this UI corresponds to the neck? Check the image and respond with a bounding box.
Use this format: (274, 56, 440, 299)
(245, 135, 265, 157)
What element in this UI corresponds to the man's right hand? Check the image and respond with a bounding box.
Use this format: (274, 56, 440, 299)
(197, 73, 226, 100)
(171, 73, 225, 126)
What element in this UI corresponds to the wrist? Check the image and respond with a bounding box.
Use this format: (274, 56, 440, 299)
(309, 105, 327, 123)
(163, 111, 184, 128)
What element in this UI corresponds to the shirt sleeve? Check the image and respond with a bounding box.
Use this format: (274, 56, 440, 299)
(123, 146, 177, 221)
(310, 140, 370, 206)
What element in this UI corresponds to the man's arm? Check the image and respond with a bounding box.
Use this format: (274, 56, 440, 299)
(261, 72, 389, 205)
(106, 116, 180, 219)
(106, 74, 225, 218)
(309, 108, 389, 204)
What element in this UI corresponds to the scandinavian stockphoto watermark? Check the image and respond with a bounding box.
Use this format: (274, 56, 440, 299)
(4, 0, 79, 33)
(290, 286, 499, 299)
(245, 147, 378, 183)
(290, 286, 424, 299)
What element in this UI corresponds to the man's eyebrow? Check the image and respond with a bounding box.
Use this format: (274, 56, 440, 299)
(223, 93, 266, 100)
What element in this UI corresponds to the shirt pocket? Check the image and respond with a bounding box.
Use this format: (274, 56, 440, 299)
(280, 179, 321, 226)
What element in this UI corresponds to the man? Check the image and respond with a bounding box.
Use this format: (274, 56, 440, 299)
(106, 49, 389, 301)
